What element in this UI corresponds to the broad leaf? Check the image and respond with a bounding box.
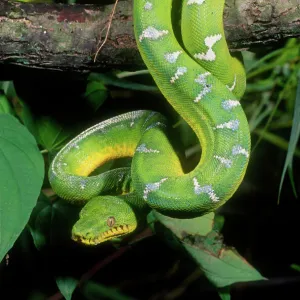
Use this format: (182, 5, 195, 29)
(28, 193, 52, 250)
(28, 195, 81, 250)
(184, 243, 265, 287)
(56, 277, 78, 300)
(154, 211, 215, 237)
(152, 211, 266, 288)
(0, 114, 44, 262)
(36, 116, 72, 151)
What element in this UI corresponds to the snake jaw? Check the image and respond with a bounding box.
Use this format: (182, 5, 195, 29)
(72, 224, 135, 245)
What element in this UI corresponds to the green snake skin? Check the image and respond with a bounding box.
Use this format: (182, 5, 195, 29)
(49, 0, 251, 245)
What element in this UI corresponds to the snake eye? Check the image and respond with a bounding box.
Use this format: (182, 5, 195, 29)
(107, 216, 115, 227)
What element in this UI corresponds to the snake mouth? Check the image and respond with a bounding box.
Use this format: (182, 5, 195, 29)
(72, 224, 135, 245)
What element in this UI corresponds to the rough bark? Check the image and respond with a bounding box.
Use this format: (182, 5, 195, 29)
(0, 0, 299, 72)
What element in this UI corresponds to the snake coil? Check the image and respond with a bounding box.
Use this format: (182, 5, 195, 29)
(49, 0, 250, 245)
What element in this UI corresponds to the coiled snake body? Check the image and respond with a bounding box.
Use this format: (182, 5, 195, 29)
(49, 0, 250, 245)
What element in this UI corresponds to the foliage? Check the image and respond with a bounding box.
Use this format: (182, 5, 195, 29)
(0, 34, 299, 299)
(0, 113, 44, 263)
(243, 38, 300, 199)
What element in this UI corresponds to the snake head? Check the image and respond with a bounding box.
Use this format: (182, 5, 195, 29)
(72, 196, 137, 245)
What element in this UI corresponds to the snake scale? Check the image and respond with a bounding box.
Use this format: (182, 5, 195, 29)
(49, 0, 251, 245)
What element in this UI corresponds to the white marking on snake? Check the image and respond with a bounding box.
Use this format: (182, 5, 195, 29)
(144, 2, 153, 10)
(130, 116, 136, 127)
(187, 0, 205, 4)
(118, 173, 125, 182)
(143, 178, 168, 200)
(143, 111, 158, 127)
(214, 155, 233, 168)
(129, 112, 142, 128)
(139, 27, 169, 42)
(145, 121, 166, 132)
(226, 75, 237, 92)
(80, 180, 86, 190)
(213, 120, 240, 131)
(193, 178, 219, 202)
(170, 67, 187, 83)
(71, 143, 80, 149)
(222, 100, 240, 111)
(51, 112, 135, 176)
(194, 34, 222, 61)
(194, 72, 212, 102)
(232, 145, 249, 158)
(136, 143, 160, 154)
(164, 51, 183, 64)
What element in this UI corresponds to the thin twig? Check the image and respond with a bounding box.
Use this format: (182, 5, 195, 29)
(46, 228, 153, 300)
(47, 246, 131, 300)
(93, 0, 119, 63)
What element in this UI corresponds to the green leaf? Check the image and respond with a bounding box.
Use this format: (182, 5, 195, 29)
(0, 114, 44, 263)
(116, 70, 150, 79)
(0, 94, 14, 115)
(28, 195, 81, 250)
(291, 264, 300, 272)
(152, 211, 266, 288)
(84, 81, 108, 112)
(36, 117, 72, 151)
(0, 81, 18, 98)
(246, 39, 298, 79)
(28, 193, 52, 250)
(0, 81, 37, 138)
(184, 243, 265, 288)
(13, 97, 38, 139)
(218, 287, 231, 300)
(247, 92, 273, 133)
(278, 78, 300, 202)
(246, 78, 275, 93)
(154, 211, 214, 237)
(81, 280, 134, 300)
(85, 81, 107, 96)
(88, 72, 159, 92)
(56, 277, 78, 300)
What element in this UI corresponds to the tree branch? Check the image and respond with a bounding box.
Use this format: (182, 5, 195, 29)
(0, 0, 299, 72)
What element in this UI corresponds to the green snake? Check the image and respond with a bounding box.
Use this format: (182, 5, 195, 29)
(49, 0, 250, 245)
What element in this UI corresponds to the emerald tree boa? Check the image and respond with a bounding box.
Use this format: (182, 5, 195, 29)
(49, 0, 250, 245)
